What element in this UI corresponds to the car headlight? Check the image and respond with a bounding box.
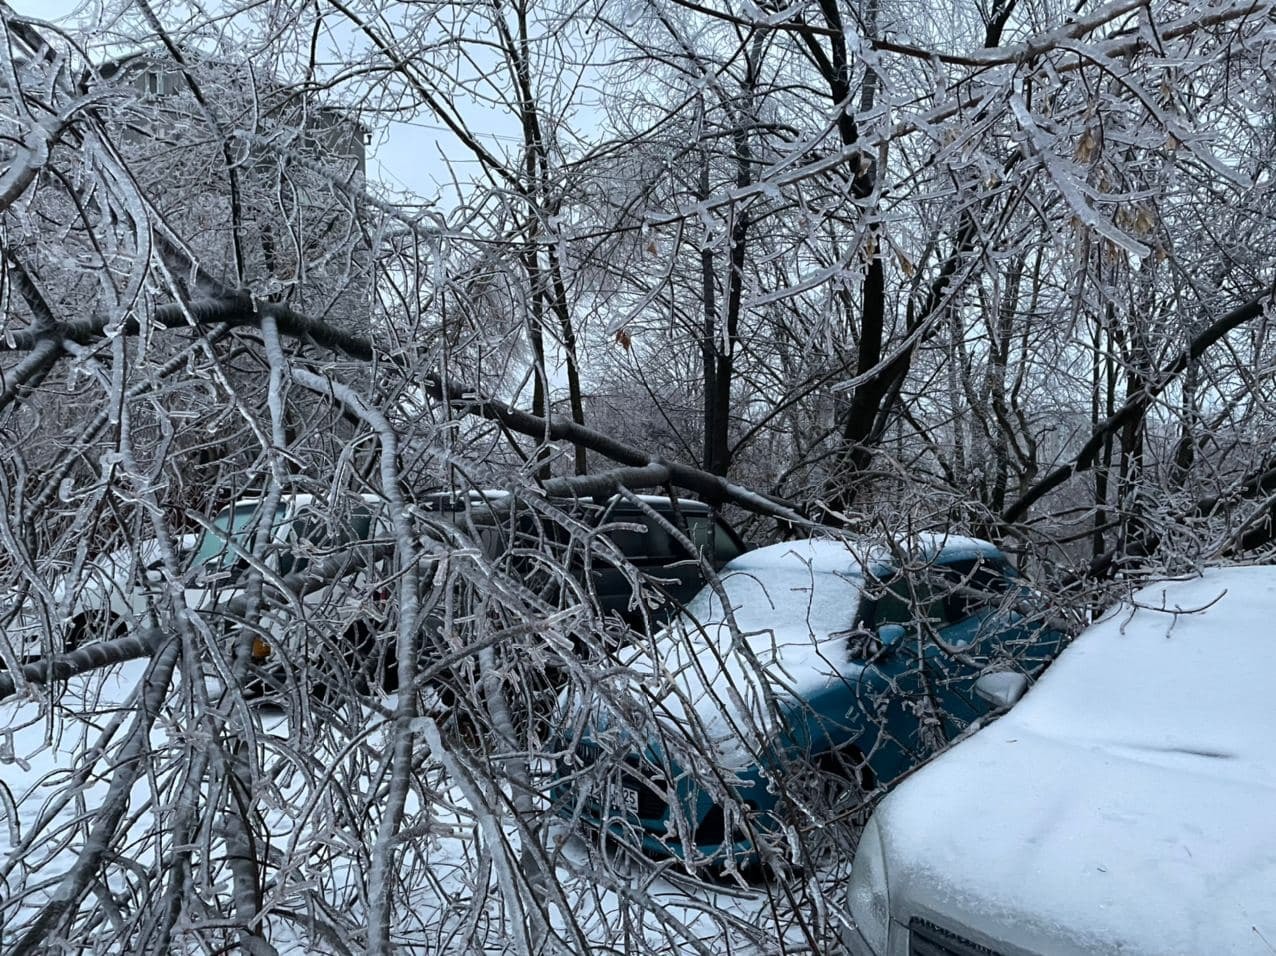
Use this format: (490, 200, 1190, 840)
(846, 815, 891, 954)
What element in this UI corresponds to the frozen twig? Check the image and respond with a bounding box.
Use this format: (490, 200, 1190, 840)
(8, 635, 180, 956)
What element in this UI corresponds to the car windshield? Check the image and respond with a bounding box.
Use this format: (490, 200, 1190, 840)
(192, 503, 288, 570)
(678, 563, 862, 636)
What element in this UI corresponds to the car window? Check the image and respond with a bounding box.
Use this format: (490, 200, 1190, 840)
(605, 515, 693, 563)
(605, 507, 742, 564)
(861, 572, 951, 629)
(682, 514, 741, 563)
(686, 515, 714, 556)
(279, 505, 378, 576)
(192, 502, 288, 570)
(934, 557, 1014, 620)
(712, 519, 745, 563)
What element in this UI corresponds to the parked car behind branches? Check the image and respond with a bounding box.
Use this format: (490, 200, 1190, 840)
(552, 534, 1071, 870)
(2, 490, 750, 701)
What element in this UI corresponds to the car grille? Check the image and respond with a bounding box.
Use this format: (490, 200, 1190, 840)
(575, 741, 668, 822)
(908, 917, 1004, 956)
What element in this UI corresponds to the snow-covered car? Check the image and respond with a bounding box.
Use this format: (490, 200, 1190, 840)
(184, 494, 393, 674)
(553, 535, 1069, 867)
(843, 566, 1276, 956)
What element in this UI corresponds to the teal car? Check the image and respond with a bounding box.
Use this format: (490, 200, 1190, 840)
(552, 535, 1069, 868)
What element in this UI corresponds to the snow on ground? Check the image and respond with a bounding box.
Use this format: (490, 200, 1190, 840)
(1, 657, 845, 953)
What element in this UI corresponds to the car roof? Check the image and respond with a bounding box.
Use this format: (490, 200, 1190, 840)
(723, 537, 864, 576)
(415, 490, 714, 514)
(618, 494, 712, 513)
(722, 533, 1007, 578)
(220, 492, 385, 511)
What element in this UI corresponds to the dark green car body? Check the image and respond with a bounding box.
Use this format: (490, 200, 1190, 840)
(417, 491, 750, 627)
(553, 535, 1069, 865)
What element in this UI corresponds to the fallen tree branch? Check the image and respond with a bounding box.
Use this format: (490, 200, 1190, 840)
(540, 464, 673, 499)
(9, 633, 181, 956)
(423, 375, 812, 526)
(0, 293, 374, 362)
(0, 541, 391, 702)
(3, 239, 798, 528)
(0, 627, 165, 701)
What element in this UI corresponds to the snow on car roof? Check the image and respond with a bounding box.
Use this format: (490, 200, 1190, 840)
(723, 533, 1005, 576)
(723, 536, 864, 573)
(870, 565, 1276, 956)
(626, 494, 712, 510)
(610, 535, 1010, 752)
(592, 533, 1010, 764)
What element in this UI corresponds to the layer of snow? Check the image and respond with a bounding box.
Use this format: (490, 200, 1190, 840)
(627, 493, 711, 510)
(610, 539, 867, 764)
(868, 566, 1276, 955)
(1, 662, 836, 952)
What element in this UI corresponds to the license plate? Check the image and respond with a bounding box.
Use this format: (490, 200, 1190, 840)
(603, 784, 640, 818)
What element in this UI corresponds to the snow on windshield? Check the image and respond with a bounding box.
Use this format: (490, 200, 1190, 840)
(678, 563, 862, 638)
(622, 542, 867, 758)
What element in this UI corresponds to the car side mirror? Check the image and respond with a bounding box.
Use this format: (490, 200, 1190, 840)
(876, 623, 907, 648)
(974, 671, 1030, 710)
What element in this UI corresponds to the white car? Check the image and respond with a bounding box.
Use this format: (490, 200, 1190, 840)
(1, 535, 195, 664)
(180, 493, 393, 666)
(2, 494, 392, 683)
(844, 566, 1276, 956)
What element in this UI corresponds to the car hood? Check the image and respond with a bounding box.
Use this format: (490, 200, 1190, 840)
(872, 567, 1276, 955)
(590, 540, 874, 767)
(877, 726, 1276, 955)
(51, 534, 198, 601)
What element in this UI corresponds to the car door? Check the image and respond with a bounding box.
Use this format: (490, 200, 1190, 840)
(594, 504, 704, 624)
